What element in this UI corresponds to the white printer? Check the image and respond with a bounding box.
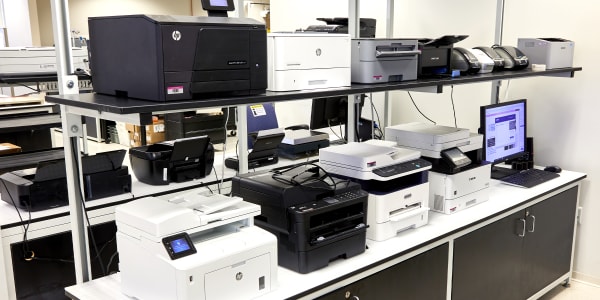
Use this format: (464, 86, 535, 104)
(351, 39, 420, 83)
(319, 141, 431, 241)
(517, 38, 574, 69)
(267, 33, 351, 91)
(0, 47, 88, 74)
(115, 189, 278, 300)
(386, 122, 490, 214)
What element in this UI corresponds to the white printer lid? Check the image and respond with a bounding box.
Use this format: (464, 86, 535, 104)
(319, 142, 420, 170)
(385, 122, 471, 147)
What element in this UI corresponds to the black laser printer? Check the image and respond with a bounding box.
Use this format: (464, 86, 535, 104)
(231, 163, 368, 274)
(88, 13, 267, 101)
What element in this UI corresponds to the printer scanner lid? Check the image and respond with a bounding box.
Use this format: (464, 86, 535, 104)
(386, 122, 470, 145)
(319, 142, 420, 170)
(88, 14, 265, 27)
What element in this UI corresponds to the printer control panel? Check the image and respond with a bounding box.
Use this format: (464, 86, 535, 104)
(372, 158, 432, 178)
(289, 189, 368, 214)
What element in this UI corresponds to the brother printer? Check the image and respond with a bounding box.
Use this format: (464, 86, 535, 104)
(0, 150, 131, 211)
(517, 38, 574, 69)
(116, 189, 277, 300)
(319, 142, 431, 241)
(231, 163, 368, 274)
(88, 14, 267, 101)
(267, 32, 351, 91)
(417, 35, 468, 77)
(351, 39, 420, 83)
(128, 136, 214, 185)
(386, 122, 490, 214)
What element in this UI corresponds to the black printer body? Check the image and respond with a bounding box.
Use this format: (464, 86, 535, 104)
(88, 14, 267, 101)
(0, 150, 131, 211)
(231, 167, 368, 274)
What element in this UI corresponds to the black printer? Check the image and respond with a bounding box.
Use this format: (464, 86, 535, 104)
(231, 163, 368, 274)
(88, 14, 267, 101)
(417, 35, 468, 77)
(128, 136, 214, 185)
(0, 150, 131, 211)
(303, 17, 376, 38)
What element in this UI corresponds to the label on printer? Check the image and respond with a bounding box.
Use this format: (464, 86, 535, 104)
(167, 86, 184, 95)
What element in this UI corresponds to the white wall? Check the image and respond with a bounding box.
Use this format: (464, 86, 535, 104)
(272, 0, 600, 284)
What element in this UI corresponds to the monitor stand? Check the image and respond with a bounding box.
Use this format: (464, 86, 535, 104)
(490, 164, 520, 179)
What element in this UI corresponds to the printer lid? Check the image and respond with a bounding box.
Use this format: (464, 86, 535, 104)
(319, 142, 421, 170)
(386, 122, 470, 145)
(88, 14, 265, 27)
(419, 35, 468, 47)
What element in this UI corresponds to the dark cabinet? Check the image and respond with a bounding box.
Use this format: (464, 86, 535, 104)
(452, 187, 578, 300)
(317, 243, 449, 300)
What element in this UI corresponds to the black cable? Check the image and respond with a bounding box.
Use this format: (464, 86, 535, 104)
(365, 94, 384, 140)
(13, 82, 41, 94)
(106, 251, 119, 274)
(407, 91, 436, 124)
(450, 85, 458, 128)
(212, 165, 221, 194)
(1, 179, 33, 260)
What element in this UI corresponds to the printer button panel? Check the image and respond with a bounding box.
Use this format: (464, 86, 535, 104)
(372, 158, 432, 177)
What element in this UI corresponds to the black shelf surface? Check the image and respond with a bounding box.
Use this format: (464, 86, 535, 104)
(45, 67, 582, 116)
(0, 72, 91, 84)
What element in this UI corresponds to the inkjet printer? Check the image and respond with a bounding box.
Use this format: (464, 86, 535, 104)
(351, 39, 420, 83)
(267, 32, 351, 91)
(225, 128, 285, 170)
(319, 142, 431, 241)
(417, 35, 468, 77)
(115, 189, 277, 300)
(128, 136, 214, 185)
(385, 122, 490, 214)
(231, 163, 368, 273)
(0, 150, 131, 211)
(303, 18, 376, 38)
(88, 14, 267, 101)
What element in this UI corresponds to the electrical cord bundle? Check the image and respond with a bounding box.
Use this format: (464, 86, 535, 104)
(270, 161, 349, 192)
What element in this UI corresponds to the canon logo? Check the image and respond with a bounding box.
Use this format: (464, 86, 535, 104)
(469, 177, 476, 181)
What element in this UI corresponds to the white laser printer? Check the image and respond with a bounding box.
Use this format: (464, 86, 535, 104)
(386, 122, 490, 214)
(351, 39, 420, 83)
(0, 47, 88, 74)
(115, 189, 278, 300)
(267, 32, 351, 91)
(319, 142, 431, 241)
(517, 38, 574, 69)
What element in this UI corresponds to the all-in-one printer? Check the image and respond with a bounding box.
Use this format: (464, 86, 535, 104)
(88, 14, 267, 101)
(231, 163, 368, 274)
(267, 32, 351, 91)
(115, 190, 277, 300)
(319, 142, 431, 241)
(386, 122, 490, 214)
(351, 39, 420, 83)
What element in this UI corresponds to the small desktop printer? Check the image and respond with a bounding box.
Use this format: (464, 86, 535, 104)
(517, 38, 574, 69)
(267, 32, 351, 91)
(303, 17, 376, 38)
(0, 47, 88, 75)
(351, 39, 420, 83)
(116, 190, 277, 300)
(417, 35, 468, 77)
(88, 14, 267, 101)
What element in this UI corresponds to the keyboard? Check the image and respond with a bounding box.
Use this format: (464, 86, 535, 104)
(499, 168, 560, 188)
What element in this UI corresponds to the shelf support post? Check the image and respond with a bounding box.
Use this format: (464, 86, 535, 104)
(491, 0, 506, 104)
(384, 0, 395, 129)
(237, 104, 249, 173)
(346, 0, 360, 142)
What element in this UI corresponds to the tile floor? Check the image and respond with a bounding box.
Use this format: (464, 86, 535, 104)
(539, 280, 600, 300)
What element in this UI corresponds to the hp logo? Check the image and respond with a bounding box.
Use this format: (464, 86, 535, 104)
(236, 272, 243, 281)
(316, 48, 322, 56)
(172, 30, 182, 41)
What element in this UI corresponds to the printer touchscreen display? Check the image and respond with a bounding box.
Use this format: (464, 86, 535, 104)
(162, 233, 197, 260)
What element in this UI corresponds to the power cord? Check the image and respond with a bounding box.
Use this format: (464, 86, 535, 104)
(450, 85, 458, 128)
(407, 91, 436, 124)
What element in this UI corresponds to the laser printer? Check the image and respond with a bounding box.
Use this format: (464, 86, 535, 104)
(0, 47, 88, 75)
(88, 14, 267, 101)
(517, 38, 574, 69)
(267, 32, 351, 91)
(351, 39, 420, 83)
(417, 35, 468, 78)
(303, 17, 376, 38)
(319, 142, 431, 241)
(115, 190, 277, 300)
(0, 150, 131, 211)
(385, 122, 490, 214)
(231, 163, 368, 274)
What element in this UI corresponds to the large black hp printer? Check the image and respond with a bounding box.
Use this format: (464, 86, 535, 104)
(231, 164, 368, 274)
(0, 150, 131, 211)
(88, 14, 267, 101)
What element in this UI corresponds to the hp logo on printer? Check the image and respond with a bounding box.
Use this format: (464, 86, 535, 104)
(316, 48, 322, 56)
(172, 30, 182, 41)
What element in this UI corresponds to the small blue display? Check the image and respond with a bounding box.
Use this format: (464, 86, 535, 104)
(170, 238, 191, 254)
(210, 0, 229, 7)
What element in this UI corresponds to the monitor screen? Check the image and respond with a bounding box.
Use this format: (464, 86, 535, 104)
(200, 0, 234, 11)
(480, 99, 527, 178)
(309, 96, 348, 131)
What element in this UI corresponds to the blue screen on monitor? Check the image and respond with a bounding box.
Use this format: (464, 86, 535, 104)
(481, 99, 527, 164)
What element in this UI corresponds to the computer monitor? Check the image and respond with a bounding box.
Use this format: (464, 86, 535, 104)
(480, 99, 527, 179)
(309, 96, 365, 141)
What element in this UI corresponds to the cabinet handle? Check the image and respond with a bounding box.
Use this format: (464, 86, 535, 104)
(518, 218, 526, 237)
(527, 215, 536, 233)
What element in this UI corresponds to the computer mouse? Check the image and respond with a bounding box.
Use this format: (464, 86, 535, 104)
(544, 165, 562, 173)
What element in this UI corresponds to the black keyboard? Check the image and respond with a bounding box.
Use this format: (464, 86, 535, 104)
(499, 168, 560, 188)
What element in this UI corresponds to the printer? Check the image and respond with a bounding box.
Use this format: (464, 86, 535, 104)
(319, 142, 431, 241)
(386, 122, 490, 214)
(517, 38, 574, 69)
(0, 47, 87, 75)
(0, 150, 131, 211)
(277, 129, 330, 159)
(303, 18, 376, 38)
(116, 190, 277, 300)
(417, 35, 468, 78)
(128, 136, 214, 185)
(351, 39, 420, 83)
(231, 163, 368, 274)
(267, 32, 351, 91)
(88, 14, 267, 101)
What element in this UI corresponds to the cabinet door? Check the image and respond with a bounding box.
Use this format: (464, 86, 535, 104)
(452, 210, 525, 300)
(317, 243, 448, 300)
(521, 187, 578, 298)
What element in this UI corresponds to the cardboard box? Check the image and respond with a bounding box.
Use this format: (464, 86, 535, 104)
(0, 143, 22, 155)
(126, 117, 165, 147)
